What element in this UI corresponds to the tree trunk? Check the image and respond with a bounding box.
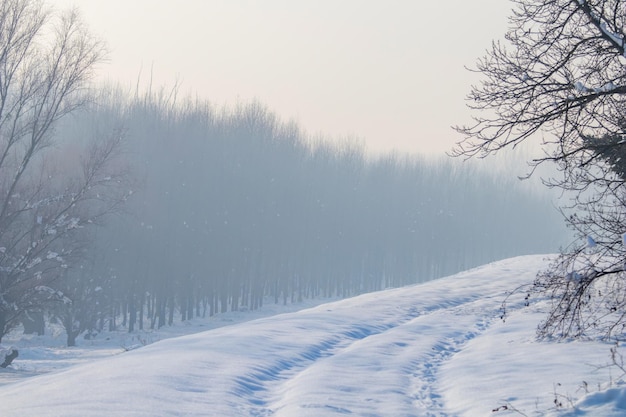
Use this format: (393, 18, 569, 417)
(0, 311, 6, 343)
(231, 293, 239, 312)
(220, 293, 228, 313)
(128, 294, 136, 333)
(187, 295, 194, 320)
(22, 311, 45, 335)
(67, 330, 78, 347)
(180, 296, 187, 321)
(168, 296, 175, 326)
(139, 293, 144, 331)
(157, 296, 165, 329)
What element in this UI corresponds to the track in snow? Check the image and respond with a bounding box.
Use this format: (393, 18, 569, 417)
(233, 293, 510, 417)
(0, 256, 544, 417)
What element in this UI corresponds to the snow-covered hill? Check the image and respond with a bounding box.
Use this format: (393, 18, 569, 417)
(0, 255, 625, 416)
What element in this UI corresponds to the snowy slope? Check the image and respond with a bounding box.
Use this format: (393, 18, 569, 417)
(0, 255, 625, 416)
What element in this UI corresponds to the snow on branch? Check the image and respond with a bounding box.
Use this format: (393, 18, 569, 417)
(34, 286, 71, 304)
(576, 0, 625, 57)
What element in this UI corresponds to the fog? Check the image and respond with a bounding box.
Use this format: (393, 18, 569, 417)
(50, 87, 568, 333)
(51, 0, 511, 155)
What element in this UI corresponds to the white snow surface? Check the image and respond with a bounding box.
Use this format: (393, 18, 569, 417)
(1, 255, 626, 416)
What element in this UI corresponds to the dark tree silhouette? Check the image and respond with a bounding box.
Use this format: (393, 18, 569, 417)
(456, 0, 626, 339)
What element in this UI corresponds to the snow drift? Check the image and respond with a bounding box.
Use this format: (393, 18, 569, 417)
(0, 255, 625, 416)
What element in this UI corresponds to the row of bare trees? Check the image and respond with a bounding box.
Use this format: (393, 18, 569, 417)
(0, 0, 568, 346)
(54, 91, 565, 343)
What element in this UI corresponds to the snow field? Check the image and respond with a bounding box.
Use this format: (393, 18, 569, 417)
(0, 255, 625, 416)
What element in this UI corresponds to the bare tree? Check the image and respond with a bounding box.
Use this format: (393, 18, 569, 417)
(454, 0, 625, 161)
(455, 0, 626, 339)
(0, 0, 127, 342)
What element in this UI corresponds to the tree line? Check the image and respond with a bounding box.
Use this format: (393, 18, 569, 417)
(50, 90, 565, 345)
(0, 0, 568, 347)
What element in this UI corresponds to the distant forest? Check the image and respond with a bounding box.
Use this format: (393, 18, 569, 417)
(45, 88, 567, 341)
(0, 0, 568, 348)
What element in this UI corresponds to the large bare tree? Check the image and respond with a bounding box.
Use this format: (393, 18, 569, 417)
(455, 0, 625, 159)
(456, 0, 626, 339)
(0, 0, 128, 341)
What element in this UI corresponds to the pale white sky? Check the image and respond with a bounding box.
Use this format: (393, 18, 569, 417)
(53, 0, 511, 156)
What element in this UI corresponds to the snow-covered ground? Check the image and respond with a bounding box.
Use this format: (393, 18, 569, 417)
(0, 255, 625, 416)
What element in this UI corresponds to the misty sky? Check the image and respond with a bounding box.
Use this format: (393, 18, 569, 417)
(54, 0, 511, 156)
